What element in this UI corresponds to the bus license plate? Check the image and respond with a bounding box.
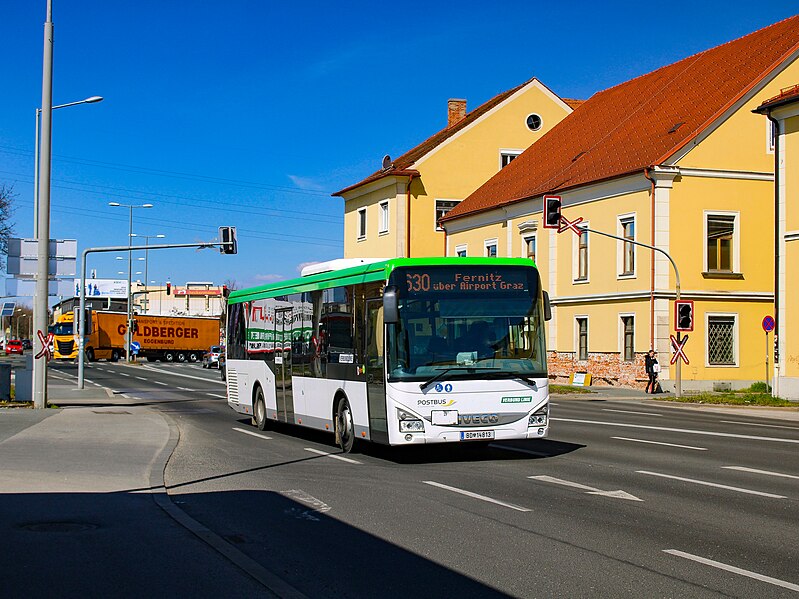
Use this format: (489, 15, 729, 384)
(460, 430, 494, 441)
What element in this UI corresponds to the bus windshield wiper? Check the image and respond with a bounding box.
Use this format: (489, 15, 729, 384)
(419, 366, 499, 391)
(482, 371, 539, 388)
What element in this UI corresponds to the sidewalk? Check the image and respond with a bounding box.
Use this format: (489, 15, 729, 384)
(0, 375, 270, 598)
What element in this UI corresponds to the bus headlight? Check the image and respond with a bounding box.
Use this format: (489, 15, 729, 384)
(397, 409, 424, 433)
(528, 405, 548, 427)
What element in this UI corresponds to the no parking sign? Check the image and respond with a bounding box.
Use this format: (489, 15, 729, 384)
(762, 315, 775, 333)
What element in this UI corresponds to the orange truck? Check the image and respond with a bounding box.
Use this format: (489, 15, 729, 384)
(53, 311, 220, 363)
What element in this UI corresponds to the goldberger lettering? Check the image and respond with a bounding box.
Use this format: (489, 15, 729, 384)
(117, 324, 200, 338)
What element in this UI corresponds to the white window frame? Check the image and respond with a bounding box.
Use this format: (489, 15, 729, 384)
(378, 201, 389, 235)
(572, 220, 589, 284)
(705, 312, 739, 367)
(499, 149, 523, 170)
(357, 207, 367, 240)
(703, 210, 740, 273)
(455, 244, 468, 257)
(618, 313, 635, 361)
(574, 315, 589, 361)
(767, 118, 775, 154)
(484, 238, 498, 258)
(617, 213, 636, 279)
(435, 199, 461, 232)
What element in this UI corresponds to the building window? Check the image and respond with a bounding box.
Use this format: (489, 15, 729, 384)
(768, 119, 776, 153)
(500, 150, 521, 169)
(378, 201, 389, 234)
(485, 239, 498, 257)
(620, 217, 635, 275)
(708, 315, 736, 366)
(576, 317, 588, 360)
(455, 244, 467, 257)
(357, 207, 367, 240)
(524, 235, 536, 262)
(706, 214, 735, 272)
(621, 316, 634, 361)
(435, 200, 460, 231)
(526, 113, 543, 131)
(576, 226, 589, 281)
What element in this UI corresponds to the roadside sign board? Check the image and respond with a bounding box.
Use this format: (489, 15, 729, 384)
(130, 341, 141, 355)
(0, 302, 16, 317)
(74, 278, 129, 298)
(762, 315, 775, 333)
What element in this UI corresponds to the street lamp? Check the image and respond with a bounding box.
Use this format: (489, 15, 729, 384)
(33, 96, 103, 237)
(138, 234, 165, 314)
(108, 201, 153, 362)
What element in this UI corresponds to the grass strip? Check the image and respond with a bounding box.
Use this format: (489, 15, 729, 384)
(550, 384, 594, 394)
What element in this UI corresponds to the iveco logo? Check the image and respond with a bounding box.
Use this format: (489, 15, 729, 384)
(458, 413, 500, 425)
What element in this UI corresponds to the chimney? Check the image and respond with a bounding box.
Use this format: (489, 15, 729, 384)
(447, 99, 467, 127)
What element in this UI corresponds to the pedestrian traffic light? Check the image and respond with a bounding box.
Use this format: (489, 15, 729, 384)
(166, 282, 171, 295)
(222, 285, 230, 298)
(675, 300, 694, 332)
(219, 226, 238, 255)
(543, 195, 562, 229)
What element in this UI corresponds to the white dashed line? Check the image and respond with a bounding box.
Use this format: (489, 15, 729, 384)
(722, 466, 799, 481)
(177, 387, 193, 391)
(135, 377, 147, 381)
(423, 480, 530, 512)
(233, 427, 272, 440)
(303, 447, 362, 464)
(637, 471, 786, 498)
(663, 549, 799, 592)
(611, 437, 707, 451)
(207, 393, 227, 399)
(719, 420, 799, 431)
(118, 373, 130, 377)
(154, 381, 168, 386)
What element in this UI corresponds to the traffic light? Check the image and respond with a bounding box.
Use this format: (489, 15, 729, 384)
(222, 285, 230, 298)
(130, 319, 139, 334)
(219, 226, 238, 255)
(675, 300, 694, 332)
(543, 195, 562, 229)
(166, 282, 171, 295)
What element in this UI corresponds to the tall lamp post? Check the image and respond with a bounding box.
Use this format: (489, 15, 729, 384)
(108, 202, 153, 362)
(33, 96, 102, 237)
(138, 234, 165, 314)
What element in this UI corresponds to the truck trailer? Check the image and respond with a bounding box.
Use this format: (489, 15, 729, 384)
(52, 311, 220, 363)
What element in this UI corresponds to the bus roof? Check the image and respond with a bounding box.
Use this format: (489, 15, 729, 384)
(228, 257, 537, 304)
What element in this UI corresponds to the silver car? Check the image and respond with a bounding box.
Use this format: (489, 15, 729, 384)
(202, 346, 222, 368)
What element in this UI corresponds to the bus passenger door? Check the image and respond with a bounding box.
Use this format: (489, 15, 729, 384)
(275, 307, 294, 423)
(364, 298, 387, 444)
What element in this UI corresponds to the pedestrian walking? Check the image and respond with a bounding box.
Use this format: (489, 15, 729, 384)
(644, 350, 660, 393)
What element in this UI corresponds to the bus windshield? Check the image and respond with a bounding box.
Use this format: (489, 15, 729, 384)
(52, 322, 73, 336)
(386, 265, 546, 382)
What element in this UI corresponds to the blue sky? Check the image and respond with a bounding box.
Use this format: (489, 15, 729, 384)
(1, 2, 795, 303)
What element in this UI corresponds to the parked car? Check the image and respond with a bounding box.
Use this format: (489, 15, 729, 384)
(202, 346, 222, 368)
(219, 353, 226, 381)
(21, 339, 33, 350)
(5, 340, 24, 355)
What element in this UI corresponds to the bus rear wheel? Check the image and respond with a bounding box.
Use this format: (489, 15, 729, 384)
(335, 398, 355, 453)
(253, 387, 269, 431)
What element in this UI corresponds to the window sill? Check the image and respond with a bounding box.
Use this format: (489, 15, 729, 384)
(702, 271, 744, 280)
(572, 279, 590, 285)
(617, 273, 636, 280)
(378, 230, 389, 236)
(356, 236, 366, 242)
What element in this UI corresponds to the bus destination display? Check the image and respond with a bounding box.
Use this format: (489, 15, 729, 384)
(399, 267, 531, 295)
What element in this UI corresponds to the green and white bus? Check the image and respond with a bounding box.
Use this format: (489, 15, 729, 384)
(225, 257, 551, 452)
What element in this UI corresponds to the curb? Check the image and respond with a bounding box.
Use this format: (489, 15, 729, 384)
(148, 410, 309, 599)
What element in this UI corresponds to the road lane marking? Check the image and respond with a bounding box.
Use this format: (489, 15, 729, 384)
(722, 466, 799, 480)
(207, 393, 227, 398)
(528, 475, 642, 501)
(636, 471, 786, 498)
(135, 377, 148, 381)
(549, 402, 559, 406)
(303, 447, 362, 464)
(719, 420, 799, 431)
(233, 427, 272, 440)
(282, 490, 331, 521)
(154, 381, 168, 386)
(611, 437, 707, 451)
(118, 373, 130, 377)
(490, 443, 549, 457)
(423, 480, 531, 512)
(177, 387, 194, 391)
(603, 408, 662, 417)
(663, 549, 799, 593)
(551, 417, 799, 445)
(137, 364, 225, 385)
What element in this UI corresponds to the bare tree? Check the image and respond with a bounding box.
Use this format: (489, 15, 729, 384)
(0, 185, 16, 269)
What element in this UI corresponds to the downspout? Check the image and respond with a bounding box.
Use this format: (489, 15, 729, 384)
(644, 167, 656, 350)
(765, 113, 780, 385)
(405, 174, 414, 258)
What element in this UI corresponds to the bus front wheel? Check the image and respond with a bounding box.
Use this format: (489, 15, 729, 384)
(253, 387, 269, 431)
(335, 398, 355, 453)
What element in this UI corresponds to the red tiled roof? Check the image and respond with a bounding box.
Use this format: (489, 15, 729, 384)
(562, 98, 585, 110)
(334, 77, 549, 196)
(443, 15, 799, 223)
(755, 83, 799, 112)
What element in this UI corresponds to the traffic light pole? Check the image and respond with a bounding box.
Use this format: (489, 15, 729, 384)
(577, 226, 683, 398)
(77, 239, 232, 389)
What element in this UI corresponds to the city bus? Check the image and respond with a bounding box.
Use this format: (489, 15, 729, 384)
(225, 257, 551, 452)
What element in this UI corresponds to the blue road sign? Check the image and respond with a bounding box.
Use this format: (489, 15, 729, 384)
(1, 302, 16, 317)
(762, 315, 775, 333)
(130, 341, 141, 355)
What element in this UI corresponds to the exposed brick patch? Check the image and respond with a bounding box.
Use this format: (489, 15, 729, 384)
(548, 351, 649, 389)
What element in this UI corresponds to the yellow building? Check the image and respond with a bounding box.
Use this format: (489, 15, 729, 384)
(334, 78, 579, 258)
(755, 84, 799, 400)
(441, 16, 799, 392)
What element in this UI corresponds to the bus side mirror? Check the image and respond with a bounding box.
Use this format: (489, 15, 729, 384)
(383, 286, 399, 324)
(543, 291, 552, 321)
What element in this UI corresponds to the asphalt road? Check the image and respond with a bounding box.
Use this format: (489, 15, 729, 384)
(49, 361, 799, 598)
